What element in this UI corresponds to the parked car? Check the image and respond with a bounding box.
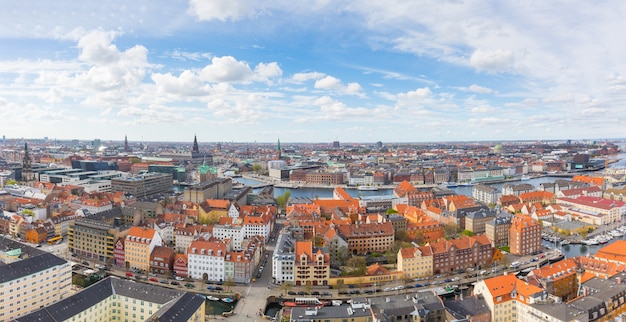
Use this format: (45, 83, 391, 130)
(149, 277, 158, 282)
(175, 276, 184, 281)
(443, 278, 452, 283)
(215, 286, 223, 291)
(125, 272, 134, 277)
(297, 291, 308, 295)
(311, 291, 320, 296)
(170, 281, 180, 286)
(207, 286, 215, 291)
(287, 291, 296, 295)
(185, 283, 195, 288)
(321, 292, 331, 296)
(159, 279, 168, 284)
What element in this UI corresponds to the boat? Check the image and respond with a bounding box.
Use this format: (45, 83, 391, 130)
(520, 175, 531, 181)
(560, 240, 570, 245)
(459, 182, 475, 187)
(222, 297, 234, 303)
(610, 230, 624, 237)
(548, 251, 565, 264)
(582, 238, 599, 245)
(207, 296, 219, 301)
(357, 186, 379, 191)
(331, 300, 342, 306)
(282, 297, 328, 307)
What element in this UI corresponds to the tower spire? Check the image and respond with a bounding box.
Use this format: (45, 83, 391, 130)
(277, 138, 281, 160)
(192, 134, 199, 153)
(124, 135, 129, 153)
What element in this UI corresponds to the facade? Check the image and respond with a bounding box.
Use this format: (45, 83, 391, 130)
(528, 259, 578, 301)
(473, 274, 546, 322)
(111, 172, 173, 198)
(272, 232, 295, 284)
(182, 178, 233, 202)
(335, 222, 394, 255)
(370, 291, 446, 322)
(213, 223, 245, 251)
(485, 216, 512, 247)
(173, 254, 188, 278)
(465, 209, 496, 234)
(304, 171, 345, 185)
(68, 212, 129, 263)
(0, 241, 71, 321)
(124, 226, 163, 272)
(149, 245, 175, 274)
(429, 235, 494, 274)
(557, 196, 625, 225)
(293, 240, 330, 286)
(473, 184, 502, 206)
(16, 276, 205, 322)
(509, 214, 541, 256)
(397, 245, 434, 279)
(113, 238, 125, 267)
(187, 239, 228, 282)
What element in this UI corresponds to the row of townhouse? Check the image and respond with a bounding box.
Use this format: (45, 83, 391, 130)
(112, 226, 265, 283)
(397, 235, 494, 278)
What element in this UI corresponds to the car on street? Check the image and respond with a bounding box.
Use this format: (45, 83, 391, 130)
(170, 281, 180, 286)
(405, 285, 415, 289)
(311, 291, 320, 296)
(207, 286, 215, 291)
(384, 287, 393, 292)
(415, 283, 423, 288)
(149, 277, 158, 282)
(321, 292, 331, 296)
(185, 283, 195, 288)
(287, 291, 296, 295)
(443, 278, 452, 283)
(125, 272, 134, 277)
(364, 290, 373, 294)
(297, 291, 308, 295)
(159, 279, 168, 284)
(215, 287, 223, 291)
(175, 276, 184, 281)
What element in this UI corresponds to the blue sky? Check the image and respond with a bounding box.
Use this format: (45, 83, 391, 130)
(1, 1, 626, 143)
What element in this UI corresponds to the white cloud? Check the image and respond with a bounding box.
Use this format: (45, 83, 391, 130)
(314, 76, 363, 95)
(467, 84, 493, 94)
(187, 0, 258, 22)
(291, 72, 326, 83)
(200, 56, 254, 83)
(469, 49, 516, 73)
(254, 62, 283, 84)
(169, 50, 212, 61)
(77, 30, 122, 65)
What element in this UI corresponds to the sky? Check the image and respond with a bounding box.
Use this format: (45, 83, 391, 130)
(1, 1, 626, 144)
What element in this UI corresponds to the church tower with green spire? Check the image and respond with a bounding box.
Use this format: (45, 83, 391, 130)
(277, 138, 281, 160)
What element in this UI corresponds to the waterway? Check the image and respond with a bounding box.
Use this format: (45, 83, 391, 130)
(234, 177, 393, 199)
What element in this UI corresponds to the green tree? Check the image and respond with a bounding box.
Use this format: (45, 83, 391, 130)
(252, 164, 263, 172)
(336, 246, 349, 266)
(4, 179, 18, 186)
(395, 229, 410, 242)
(313, 235, 325, 247)
(414, 231, 425, 244)
(224, 276, 235, 292)
(460, 229, 475, 237)
(276, 191, 291, 209)
(580, 229, 588, 239)
(443, 223, 460, 239)
(385, 208, 398, 214)
(346, 256, 366, 270)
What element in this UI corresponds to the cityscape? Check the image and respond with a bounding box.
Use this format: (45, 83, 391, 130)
(1, 137, 626, 322)
(4, 1, 626, 322)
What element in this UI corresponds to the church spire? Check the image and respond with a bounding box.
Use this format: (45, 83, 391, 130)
(277, 138, 281, 160)
(124, 135, 129, 153)
(192, 135, 199, 153)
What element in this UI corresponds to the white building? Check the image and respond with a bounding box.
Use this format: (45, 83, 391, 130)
(272, 232, 295, 284)
(187, 239, 229, 282)
(0, 242, 72, 321)
(213, 224, 245, 251)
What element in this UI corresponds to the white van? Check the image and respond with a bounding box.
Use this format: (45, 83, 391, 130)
(510, 261, 520, 269)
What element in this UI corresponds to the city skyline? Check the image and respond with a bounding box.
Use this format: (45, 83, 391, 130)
(2, 1, 626, 143)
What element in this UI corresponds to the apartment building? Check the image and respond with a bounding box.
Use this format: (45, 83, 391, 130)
(111, 172, 173, 198)
(464, 209, 496, 234)
(124, 226, 163, 272)
(16, 276, 205, 322)
(187, 239, 228, 282)
(473, 184, 502, 206)
(149, 245, 175, 275)
(473, 274, 546, 322)
(518, 191, 556, 205)
(397, 245, 434, 279)
(485, 216, 512, 247)
(509, 214, 541, 256)
(68, 209, 131, 262)
(335, 222, 394, 255)
(293, 240, 330, 286)
(0, 241, 72, 321)
(528, 259, 578, 301)
(557, 196, 625, 225)
(430, 235, 493, 274)
(272, 232, 296, 284)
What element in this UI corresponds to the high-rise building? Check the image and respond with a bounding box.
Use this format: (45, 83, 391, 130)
(509, 214, 542, 256)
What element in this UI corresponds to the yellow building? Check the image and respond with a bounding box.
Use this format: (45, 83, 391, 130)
(329, 263, 402, 286)
(0, 242, 72, 321)
(397, 245, 433, 279)
(16, 276, 205, 322)
(294, 240, 330, 286)
(124, 226, 163, 272)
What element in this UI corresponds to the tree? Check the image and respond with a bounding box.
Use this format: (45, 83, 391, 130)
(461, 230, 475, 237)
(395, 229, 410, 242)
(385, 208, 398, 214)
(336, 246, 349, 266)
(252, 164, 263, 172)
(280, 282, 293, 295)
(224, 276, 235, 292)
(205, 302, 215, 320)
(414, 231, 425, 245)
(4, 179, 18, 186)
(313, 235, 325, 247)
(346, 256, 366, 270)
(443, 223, 460, 239)
(335, 280, 345, 293)
(303, 282, 313, 294)
(276, 191, 291, 209)
(580, 229, 588, 239)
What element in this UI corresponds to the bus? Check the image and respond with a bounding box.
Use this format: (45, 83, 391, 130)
(48, 236, 63, 245)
